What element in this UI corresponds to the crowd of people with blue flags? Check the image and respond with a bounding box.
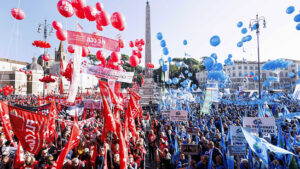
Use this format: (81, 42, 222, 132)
(146, 100, 300, 169)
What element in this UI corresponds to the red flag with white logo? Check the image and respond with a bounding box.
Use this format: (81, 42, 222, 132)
(46, 100, 58, 143)
(14, 142, 24, 169)
(8, 106, 48, 155)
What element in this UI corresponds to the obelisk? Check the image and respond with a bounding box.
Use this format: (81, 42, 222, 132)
(145, 0, 152, 78)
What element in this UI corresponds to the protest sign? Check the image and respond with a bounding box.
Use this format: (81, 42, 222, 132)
(181, 144, 199, 155)
(230, 126, 250, 144)
(229, 145, 247, 156)
(161, 110, 170, 117)
(186, 127, 199, 135)
(243, 117, 276, 136)
(170, 110, 187, 121)
(86, 65, 134, 83)
(83, 99, 101, 110)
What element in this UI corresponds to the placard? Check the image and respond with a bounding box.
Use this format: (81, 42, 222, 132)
(229, 145, 247, 156)
(83, 99, 101, 110)
(170, 110, 187, 121)
(86, 65, 134, 83)
(243, 117, 276, 136)
(181, 144, 199, 155)
(67, 30, 120, 52)
(186, 127, 199, 135)
(230, 126, 250, 144)
(161, 110, 170, 117)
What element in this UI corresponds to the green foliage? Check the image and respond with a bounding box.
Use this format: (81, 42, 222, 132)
(87, 54, 99, 65)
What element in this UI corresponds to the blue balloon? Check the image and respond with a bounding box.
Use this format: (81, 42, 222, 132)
(237, 41, 243, 47)
(163, 47, 169, 55)
(173, 77, 179, 84)
(176, 62, 181, 67)
(179, 87, 183, 91)
(294, 14, 300, 22)
(252, 23, 258, 30)
(157, 32, 163, 40)
(288, 72, 295, 78)
(167, 79, 172, 85)
(185, 70, 189, 74)
(192, 84, 197, 89)
(286, 6, 295, 14)
(237, 21, 243, 28)
(183, 40, 188, 45)
(210, 53, 217, 60)
(246, 35, 252, 41)
(204, 57, 215, 70)
(250, 72, 254, 76)
(242, 36, 248, 42)
(228, 54, 233, 58)
(296, 23, 300, 30)
(188, 73, 192, 77)
(160, 40, 166, 47)
(241, 28, 248, 34)
(264, 81, 271, 87)
(168, 57, 172, 62)
(210, 35, 221, 47)
(214, 63, 223, 71)
(244, 72, 248, 76)
(162, 65, 168, 72)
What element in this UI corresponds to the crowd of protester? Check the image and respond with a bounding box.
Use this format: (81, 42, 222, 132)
(0, 95, 299, 169)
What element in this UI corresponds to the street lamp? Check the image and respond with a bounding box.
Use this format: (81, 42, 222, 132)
(249, 14, 266, 99)
(37, 19, 54, 97)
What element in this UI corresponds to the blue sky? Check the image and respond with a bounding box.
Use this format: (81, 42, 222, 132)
(1, 0, 300, 68)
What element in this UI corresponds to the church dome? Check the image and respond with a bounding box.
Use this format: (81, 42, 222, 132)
(28, 57, 43, 71)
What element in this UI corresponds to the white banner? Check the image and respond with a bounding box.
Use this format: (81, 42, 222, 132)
(293, 84, 300, 100)
(86, 65, 134, 83)
(230, 126, 250, 144)
(170, 110, 187, 122)
(243, 117, 276, 136)
(83, 99, 101, 109)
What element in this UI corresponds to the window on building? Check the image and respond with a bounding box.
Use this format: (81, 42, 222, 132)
(269, 72, 272, 76)
(285, 67, 288, 70)
(285, 72, 288, 77)
(280, 72, 283, 77)
(255, 66, 258, 70)
(262, 73, 266, 78)
(238, 66, 242, 70)
(244, 66, 248, 70)
(232, 67, 236, 70)
(292, 69, 295, 73)
(250, 66, 253, 70)
(232, 73, 236, 77)
(291, 64, 295, 67)
(239, 72, 242, 77)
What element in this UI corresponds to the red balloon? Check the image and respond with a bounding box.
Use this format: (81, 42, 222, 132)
(71, 0, 86, 9)
(56, 29, 67, 41)
(29, 70, 32, 74)
(135, 39, 140, 47)
(110, 52, 121, 62)
(96, 24, 103, 31)
(96, 2, 104, 11)
(24, 71, 28, 75)
(96, 11, 110, 26)
(120, 60, 124, 65)
(118, 39, 124, 48)
(68, 45, 75, 53)
(115, 65, 123, 71)
(96, 50, 106, 61)
(140, 39, 145, 46)
(84, 5, 97, 21)
(147, 63, 154, 69)
(43, 54, 50, 62)
(138, 47, 143, 51)
(111, 12, 126, 30)
(75, 8, 85, 19)
(101, 59, 107, 66)
(132, 50, 138, 56)
(129, 55, 139, 67)
(129, 41, 134, 48)
(57, 0, 74, 18)
(19, 68, 23, 72)
(11, 8, 25, 20)
(136, 51, 142, 59)
(82, 47, 89, 57)
(52, 21, 63, 30)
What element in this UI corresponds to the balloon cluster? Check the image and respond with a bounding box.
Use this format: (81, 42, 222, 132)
(224, 54, 234, 66)
(32, 41, 51, 48)
(263, 80, 271, 87)
(52, 20, 67, 41)
(156, 32, 169, 55)
(262, 59, 292, 71)
(207, 71, 226, 82)
(11, 8, 25, 20)
(285, 6, 300, 30)
(236, 21, 252, 48)
(288, 72, 295, 78)
(61, 60, 73, 81)
(0, 86, 14, 96)
(39, 74, 56, 83)
(203, 53, 227, 82)
(267, 76, 278, 82)
(42, 54, 51, 62)
(56, 0, 126, 31)
(128, 39, 145, 67)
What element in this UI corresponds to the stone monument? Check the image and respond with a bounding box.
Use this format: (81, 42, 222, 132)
(140, 1, 161, 106)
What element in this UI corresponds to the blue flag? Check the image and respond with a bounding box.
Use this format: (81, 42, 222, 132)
(208, 151, 213, 169)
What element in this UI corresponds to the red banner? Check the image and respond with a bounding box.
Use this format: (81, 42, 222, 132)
(0, 101, 14, 145)
(67, 30, 120, 52)
(8, 106, 48, 155)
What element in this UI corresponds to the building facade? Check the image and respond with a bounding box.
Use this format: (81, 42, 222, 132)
(196, 59, 300, 93)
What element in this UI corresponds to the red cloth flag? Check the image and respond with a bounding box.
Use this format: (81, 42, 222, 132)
(87, 89, 90, 96)
(60, 80, 64, 94)
(103, 145, 108, 169)
(0, 101, 15, 146)
(46, 100, 58, 143)
(100, 119, 107, 142)
(54, 113, 80, 169)
(14, 142, 25, 169)
(119, 129, 128, 169)
(91, 104, 95, 118)
(101, 93, 116, 132)
(82, 108, 87, 120)
(8, 106, 48, 155)
(91, 141, 97, 168)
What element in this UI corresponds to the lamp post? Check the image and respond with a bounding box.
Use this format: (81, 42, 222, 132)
(37, 19, 54, 97)
(249, 14, 266, 99)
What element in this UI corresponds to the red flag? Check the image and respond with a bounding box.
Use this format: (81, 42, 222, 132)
(60, 80, 64, 94)
(91, 141, 97, 168)
(103, 145, 108, 169)
(91, 103, 95, 118)
(0, 101, 14, 146)
(60, 58, 64, 75)
(82, 108, 87, 120)
(87, 89, 90, 96)
(54, 113, 80, 169)
(119, 129, 128, 169)
(46, 100, 58, 143)
(14, 142, 24, 169)
(101, 94, 116, 132)
(100, 119, 107, 142)
(8, 106, 48, 155)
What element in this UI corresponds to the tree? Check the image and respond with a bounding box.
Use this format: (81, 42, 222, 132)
(87, 54, 99, 65)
